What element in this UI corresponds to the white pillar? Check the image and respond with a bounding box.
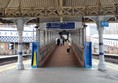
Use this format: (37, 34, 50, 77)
(52, 31, 54, 40)
(36, 29, 40, 47)
(78, 29, 80, 44)
(16, 18, 24, 70)
(3, 17, 32, 70)
(47, 31, 49, 42)
(50, 31, 51, 41)
(45, 30, 47, 44)
(48, 31, 51, 42)
(82, 25, 87, 45)
(97, 18, 106, 71)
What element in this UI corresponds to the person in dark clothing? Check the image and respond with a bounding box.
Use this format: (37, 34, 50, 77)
(67, 46, 71, 54)
(57, 38, 60, 46)
(62, 39, 65, 45)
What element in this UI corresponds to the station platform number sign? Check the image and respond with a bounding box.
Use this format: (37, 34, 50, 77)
(46, 22, 75, 29)
(100, 21, 109, 27)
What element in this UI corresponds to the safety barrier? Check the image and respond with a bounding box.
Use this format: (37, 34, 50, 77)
(31, 41, 56, 68)
(71, 42, 92, 68)
(71, 43, 84, 67)
(84, 42, 92, 68)
(31, 42, 39, 68)
(39, 41, 56, 66)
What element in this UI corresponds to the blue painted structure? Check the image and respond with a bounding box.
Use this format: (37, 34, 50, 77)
(100, 21, 109, 27)
(46, 22, 75, 29)
(84, 42, 92, 68)
(31, 42, 39, 68)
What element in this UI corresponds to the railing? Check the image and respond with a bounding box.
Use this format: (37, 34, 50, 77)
(0, 54, 30, 65)
(92, 53, 118, 64)
(38, 41, 56, 66)
(71, 43, 84, 67)
(93, 53, 118, 59)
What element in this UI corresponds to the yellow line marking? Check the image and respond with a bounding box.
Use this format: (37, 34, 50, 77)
(0, 60, 30, 72)
(0, 66, 16, 72)
(92, 59, 118, 71)
(33, 52, 37, 66)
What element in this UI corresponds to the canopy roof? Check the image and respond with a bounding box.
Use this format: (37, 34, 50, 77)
(0, 0, 118, 23)
(0, 0, 117, 7)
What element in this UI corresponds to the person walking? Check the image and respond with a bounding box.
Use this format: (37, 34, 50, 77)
(60, 38, 63, 46)
(57, 38, 60, 46)
(67, 40, 71, 54)
(62, 37, 65, 45)
(67, 46, 71, 54)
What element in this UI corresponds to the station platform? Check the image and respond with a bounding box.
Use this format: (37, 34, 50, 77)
(0, 43, 118, 83)
(0, 60, 118, 83)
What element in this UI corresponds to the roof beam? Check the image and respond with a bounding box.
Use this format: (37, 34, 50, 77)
(110, 0, 117, 4)
(2, 6, 115, 17)
(18, 0, 21, 8)
(59, 0, 63, 7)
(56, 0, 63, 22)
(5, 0, 12, 8)
(56, 0, 59, 7)
(56, 0, 63, 7)
(57, 0, 63, 22)
(96, 0, 102, 15)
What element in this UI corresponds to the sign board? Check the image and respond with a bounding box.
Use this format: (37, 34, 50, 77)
(46, 22, 75, 29)
(100, 21, 109, 27)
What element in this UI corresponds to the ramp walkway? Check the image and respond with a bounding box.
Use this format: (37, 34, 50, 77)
(44, 42, 78, 67)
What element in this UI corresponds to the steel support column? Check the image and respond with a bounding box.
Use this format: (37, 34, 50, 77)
(45, 30, 47, 44)
(36, 29, 40, 48)
(16, 18, 24, 70)
(97, 17, 106, 71)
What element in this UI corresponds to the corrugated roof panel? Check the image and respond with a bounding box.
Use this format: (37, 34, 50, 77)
(7, 0, 57, 8)
(21, 0, 31, 7)
(84, 0, 98, 6)
(64, 0, 84, 6)
(0, 0, 10, 8)
(63, 0, 114, 6)
(6, 0, 19, 7)
(2, 0, 116, 8)
(101, 0, 114, 6)
(22, 0, 57, 7)
(115, 0, 118, 4)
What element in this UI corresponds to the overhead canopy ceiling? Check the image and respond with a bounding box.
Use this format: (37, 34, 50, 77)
(0, 0, 118, 23)
(0, 0, 117, 8)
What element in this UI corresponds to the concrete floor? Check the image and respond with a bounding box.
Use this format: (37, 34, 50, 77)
(45, 43, 78, 67)
(0, 66, 118, 83)
(0, 43, 118, 83)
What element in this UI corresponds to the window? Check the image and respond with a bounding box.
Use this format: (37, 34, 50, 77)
(31, 32, 33, 35)
(16, 32, 17, 35)
(26, 33, 28, 36)
(10, 32, 12, 35)
(5, 32, 7, 35)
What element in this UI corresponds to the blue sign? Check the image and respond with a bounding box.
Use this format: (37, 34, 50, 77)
(100, 21, 109, 27)
(46, 22, 75, 29)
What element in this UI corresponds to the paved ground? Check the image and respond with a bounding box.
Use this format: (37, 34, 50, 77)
(45, 43, 78, 67)
(0, 65, 118, 83)
(0, 43, 118, 83)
